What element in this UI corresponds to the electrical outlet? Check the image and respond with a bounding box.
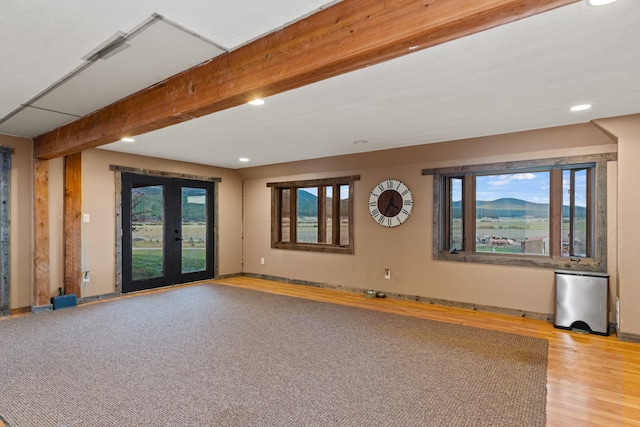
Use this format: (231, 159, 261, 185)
(260, 257, 265, 265)
(384, 269, 391, 279)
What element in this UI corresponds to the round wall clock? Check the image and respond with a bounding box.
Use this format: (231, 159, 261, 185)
(368, 179, 414, 227)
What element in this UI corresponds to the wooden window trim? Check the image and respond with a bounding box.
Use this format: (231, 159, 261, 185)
(268, 176, 360, 254)
(424, 153, 616, 272)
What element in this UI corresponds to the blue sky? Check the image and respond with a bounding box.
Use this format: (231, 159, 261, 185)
(299, 185, 349, 200)
(452, 171, 587, 207)
(476, 172, 550, 204)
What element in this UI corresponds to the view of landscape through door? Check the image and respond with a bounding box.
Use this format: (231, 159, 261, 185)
(122, 173, 215, 293)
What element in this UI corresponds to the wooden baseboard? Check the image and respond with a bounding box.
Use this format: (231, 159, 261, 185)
(240, 272, 553, 322)
(29, 304, 52, 314)
(78, 293, 119, 305)
(616, 331, 640, 343)
(11, 306, 35, 315)
(217, 273, 243, 280)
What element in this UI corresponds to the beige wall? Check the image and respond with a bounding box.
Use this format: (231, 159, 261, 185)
(241, 123, 619, 318)
(75, 149, 244, 298)
(0, 134, 34, 309)
(3, 144, 243, 310)
(4, 115, 638, 336)
(593, 114, 640, 336)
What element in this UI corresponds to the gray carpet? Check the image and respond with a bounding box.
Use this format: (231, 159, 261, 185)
(0, 284, 548, 426)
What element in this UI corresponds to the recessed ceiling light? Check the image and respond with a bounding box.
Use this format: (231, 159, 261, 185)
(570, 104, 592, 112)
(120, 137, 135, 142)
(248, 99, 265, 106)
(586, 0, 618, 6)
(239, 157, 250, 162)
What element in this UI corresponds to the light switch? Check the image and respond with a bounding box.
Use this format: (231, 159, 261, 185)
(82, 213, 90, 223)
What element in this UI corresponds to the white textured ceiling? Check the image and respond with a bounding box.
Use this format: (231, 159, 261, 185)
(0, 15, 227, 137)
(1, 0, 639, 169)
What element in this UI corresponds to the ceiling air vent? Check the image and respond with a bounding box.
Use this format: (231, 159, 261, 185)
(82, 32, 131, 62)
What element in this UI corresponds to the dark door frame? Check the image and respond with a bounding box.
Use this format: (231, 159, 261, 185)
(111, 165, 220, 295)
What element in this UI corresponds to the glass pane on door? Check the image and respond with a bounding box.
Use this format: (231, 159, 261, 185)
(181, 187, 207, 274)
(131, 184, 164, 280)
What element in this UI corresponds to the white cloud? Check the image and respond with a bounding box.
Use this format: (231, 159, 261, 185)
(487, 173, 536, 187)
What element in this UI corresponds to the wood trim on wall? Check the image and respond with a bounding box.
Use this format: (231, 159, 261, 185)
(426, 153, 616, 271)
(594, 160, 608, 269)
(237, 272, 554, 321)
(114, 170, 123, 295)
(109, 165, 221, 182)
(64, 153, 82, 297)
(33, 159, 51, 307)
(421, 152, 618, 176)
(548, 168, 562, 258)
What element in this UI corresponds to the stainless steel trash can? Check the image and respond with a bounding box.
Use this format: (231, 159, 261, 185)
(554, 270, 609, 335)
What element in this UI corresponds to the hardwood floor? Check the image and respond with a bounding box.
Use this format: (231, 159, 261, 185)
(215, 276, 640, 427)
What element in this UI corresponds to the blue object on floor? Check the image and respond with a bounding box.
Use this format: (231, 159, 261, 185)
(52, 294, 77, 310)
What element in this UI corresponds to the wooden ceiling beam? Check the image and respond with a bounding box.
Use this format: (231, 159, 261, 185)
(33, 0, 578, 159)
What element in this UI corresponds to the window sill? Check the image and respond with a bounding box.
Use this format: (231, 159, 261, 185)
(272, 242, 354, 254)
(435, 251, 604, 272)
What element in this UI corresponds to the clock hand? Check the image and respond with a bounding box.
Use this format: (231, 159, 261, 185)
(388, 194, 401, 210)
(385, 201, 401, 216)
(384, 202, 394, 215)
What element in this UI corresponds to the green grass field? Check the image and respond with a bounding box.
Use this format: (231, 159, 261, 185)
(132, 249, 206, 280)
(450, 217, 587, 255)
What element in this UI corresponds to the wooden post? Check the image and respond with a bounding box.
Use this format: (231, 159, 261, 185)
(64, 153, 82, 297)
(33, 159, 51, 307)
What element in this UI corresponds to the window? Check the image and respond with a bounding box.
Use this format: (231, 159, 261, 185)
(268, 176, 359, 253)
(423, 153, 615, 271)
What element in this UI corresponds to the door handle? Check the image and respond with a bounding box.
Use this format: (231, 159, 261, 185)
(175, 237, 183, 241)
